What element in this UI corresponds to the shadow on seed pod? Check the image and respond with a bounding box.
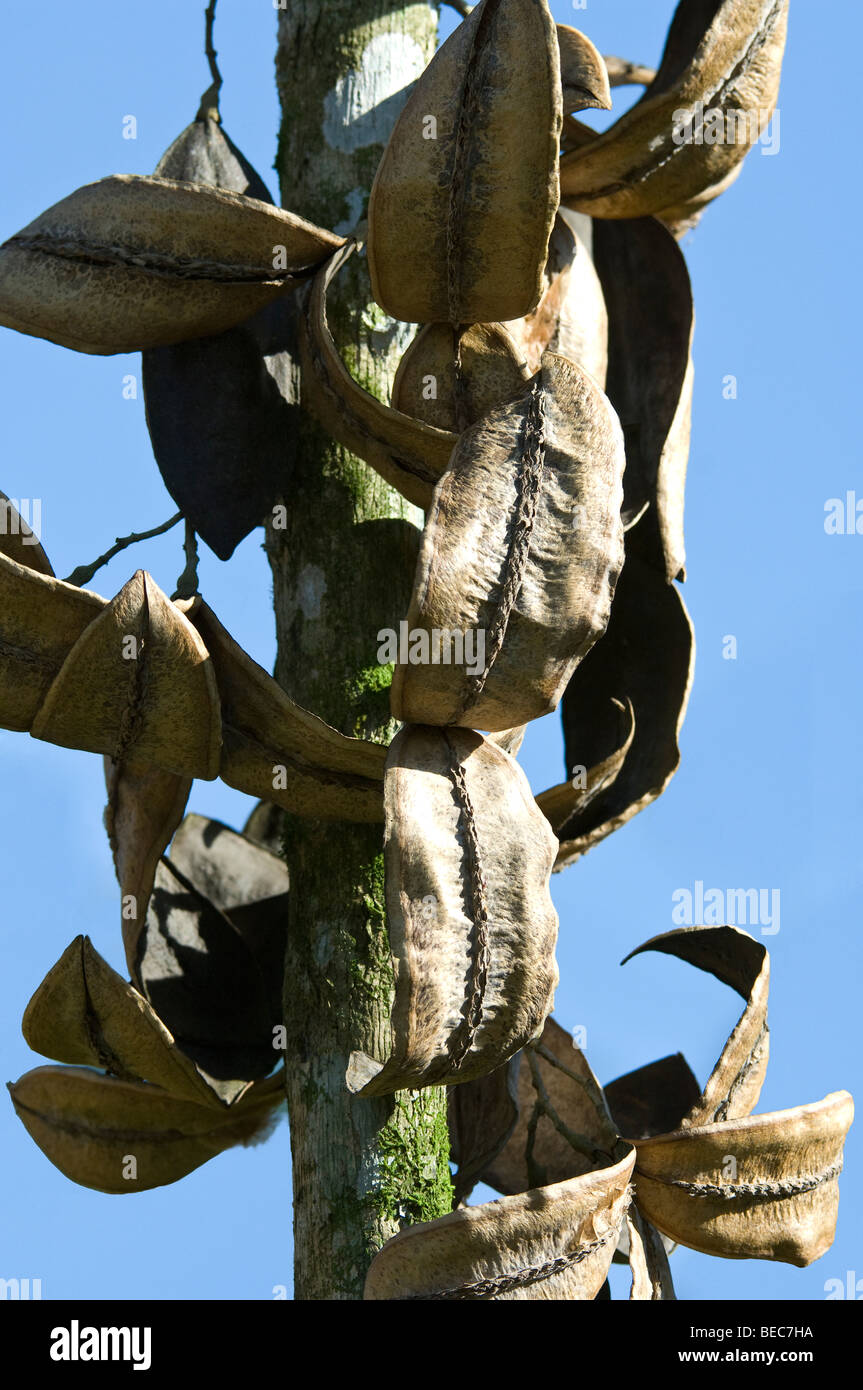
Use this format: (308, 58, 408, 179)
(142, 112, 302, 560)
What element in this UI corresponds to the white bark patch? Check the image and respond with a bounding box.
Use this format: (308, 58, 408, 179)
(322, 33, 427, 153)
(297, 564, 327, 618)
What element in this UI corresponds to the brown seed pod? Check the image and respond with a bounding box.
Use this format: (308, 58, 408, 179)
(179, 597, 386, 822)
(560, 0, 789, 221)
(367, 0, 562, 324)
(504, 211, 608, 386)
(391, 353, 625, 732)
(536, 695, 634, 856)
(0, 491, 53, 575)
(0, 174, 343, 354)
(553, 553, 694, 866)
(622, 926, 770, 1127)
(142, 117, 300, 561)
(605, 1054, 702, 1142)
(633, 1092, 854, 1266)
(346, 725, 559, 1096)
(22, 935, 221, 1108)
(593, 217, 694, 580)
(448, 1057, 520, 1204)
(297, 244, 456, 510)
(30, 570, 221, 780)
(391, 322, 529, 434)
(0, 550, 105, 734)
(364, 1144, 635, 1300)
(556, 25, 612, 114)
(8, 1065, 283, 1194)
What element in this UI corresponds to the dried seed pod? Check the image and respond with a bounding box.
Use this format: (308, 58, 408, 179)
(137, 816, 289, 1093)
(391, 353, 625, 731)
(555, 553, 694, 865)
(556, 26, 612, 113)
(0, 174, 342, 354)
(622, 926, 770, 1127)
(364, 1144, 635, 1300)
(448, 1057, 520, 1203)
(482, 1018, 617, 1195)
(22, 935, 220, 1107)
(633, 1092, 854, 1266)
(0, 491, 53, 575)
(488, 725, 527, 757)
(391, 322, 529, 433)
(30, 570, 221, 780)
(0, 551, 105, 733)
(179, 597, 386, 821)
(626, 1205, 676, 1300)
(560, 0, 789, 220)
(104, 756, 192, 975)
(8, 1065, 283, 1194)
(536, 695, 634, 856)
(142, 117, 300, 561)
(298, 245, 456, 510)
(504, 211, 608, 386)
(347, 725, 559, 1096)
(367, 0, 562, 324)
(593, 217, 694, 580)
(605, 1054, 702, 1142)
(242, 799, 285, 856)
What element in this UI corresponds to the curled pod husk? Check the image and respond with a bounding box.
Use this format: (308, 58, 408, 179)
(367, 0, 562, 324)
(552, 552, 694, 866)
(178, 597, 386, 822)
(22, 935, 221, 1108)
(298, 245, 456, 510)
(136, 815, 289, 1094)
(504, 210, 608, 386)
(0, 174, 342, 354)
(347, 725, 559, 1096)
(622, 926, 770, 1127)
(364, 1144, 634, 1300)
(30, 570, 221, 780)
(391, 322, 529, 434)
(0, 551, 105, 733)
(0, 491, 53, 575)
(391, 353, 625, 732)
(593, 217, 694, 580)
(633, 1092, 854, 1267)
(142, 117, 300, 561)
(536, 695, 634, 852)
(8, 1065, 283, 1194)
(556, 26, 612, 114)
(560, 0, 789, 221)
(626, 1204, 676, 1300)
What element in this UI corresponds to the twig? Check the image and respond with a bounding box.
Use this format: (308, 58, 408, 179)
(603, 55, 656, 88)
(173, 520, 200, 600)
(64, 512, 183, 588)
(196, 0, 223, 121)
(443, 0, 473, 16)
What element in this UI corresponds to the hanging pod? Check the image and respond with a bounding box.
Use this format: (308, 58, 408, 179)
(390, 322, 530, 434)
(0, 174, 342, 354)
(367, 0, 562, 324)
(556, 26, 611, 115)
(560, 0, 789, 221)
(142, 114, 302, 560)
(391, 353, 625, 732)
(365, 1145, 634, 1300)
(346, 725, 559, 1096)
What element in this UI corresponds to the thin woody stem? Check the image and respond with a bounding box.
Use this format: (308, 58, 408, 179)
(443, 0, 472, 16)
(173, 520, 200, 600)
(604, 55, 656, 87)
(197, 0, 223, 120)
(64, 511, 183, 588)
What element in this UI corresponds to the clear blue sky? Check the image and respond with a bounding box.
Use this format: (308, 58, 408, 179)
(1, 1, 859, 1302)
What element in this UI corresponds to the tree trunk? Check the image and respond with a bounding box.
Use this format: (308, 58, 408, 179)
(269, 0, 451, 1300)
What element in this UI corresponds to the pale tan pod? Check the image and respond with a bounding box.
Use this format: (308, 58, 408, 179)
(180, 597, 386, 822)
(0, 551, 105, 733)
(298, 245, 456, 510)
(8, 1065, 284, 1194)
(0, 174, 343, 354)
(504, 211, 608, 386)
(556, 26, 612, 113)
(364, 1145, 634, 1300)
(626, 1204, 676, 1300)
(633, 1093, 854, 1267)
(0, 491, 53, 575)
(560, 0, 789, 220)
(30, 570, 221, 780)
(623, 926, 770, 1127)
(21, 935, 220, 1107)
(390, 322, 529, 433)
(488, 725, 527, 757)
(367, 0, 562, 324)
(347, 725, 559, 1096)
(391, 354, 625, 732)
(103, 756, 192, 976)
